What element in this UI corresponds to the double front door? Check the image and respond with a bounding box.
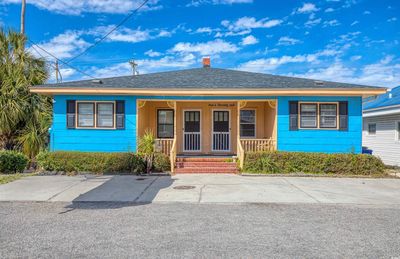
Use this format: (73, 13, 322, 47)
(183, 110, 230, 152)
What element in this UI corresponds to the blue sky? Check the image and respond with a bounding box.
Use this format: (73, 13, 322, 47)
(0, 0, 399, 87)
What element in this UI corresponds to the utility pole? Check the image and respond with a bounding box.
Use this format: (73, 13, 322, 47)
(129, 60, 139, 75)
(20, 0, 26, 34)
(55, 60, 59, 83)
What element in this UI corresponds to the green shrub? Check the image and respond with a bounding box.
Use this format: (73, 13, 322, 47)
(243, 151, 386, 176)
(153, 152, 170, 172)
(0, 150, 29, 174)
(36, 151, 145, 174)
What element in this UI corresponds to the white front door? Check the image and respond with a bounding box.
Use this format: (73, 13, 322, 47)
(183, 110, 201, 152)
(212, 110, 230, 152)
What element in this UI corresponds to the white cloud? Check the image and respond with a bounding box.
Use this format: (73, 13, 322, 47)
(90, 54, 197, 77)
(195, 27, 214, 34)
(236, 48, 340, 72)
(296, 3, 319, 14)
(0, 0, 161, 15)
(323, 19, 340, 27)
(30, 31, 90, 59)
(351, 55, 362, 61)
(305, 18, 321, 27)
(221, 16, 282, 32)
(350, 21, 359, 26)
(87, 26, 171, 43)
(241, 35, 258, 45)
(325, 8, 334, 12)
(363, 10, 371, 15)
(145, 49, 162, 57)
(187, 0, 252, 7)
(277, 36, 301, 46)
(170, 39, 239, 55)
(387, 17, 397, 22)
(288, 56, 400, 87)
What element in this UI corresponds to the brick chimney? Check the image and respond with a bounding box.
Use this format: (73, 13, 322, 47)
(202, 57, 210, 68)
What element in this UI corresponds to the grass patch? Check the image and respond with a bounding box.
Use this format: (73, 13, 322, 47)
(0, 173, 36, 185)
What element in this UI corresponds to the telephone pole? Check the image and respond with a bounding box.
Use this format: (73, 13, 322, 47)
(20, 0, 26, 34)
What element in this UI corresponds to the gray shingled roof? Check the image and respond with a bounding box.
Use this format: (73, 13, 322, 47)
(32, 67, 383, 89)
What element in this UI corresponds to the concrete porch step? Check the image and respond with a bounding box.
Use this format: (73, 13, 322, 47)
(175, 167, 239, 174)
(176, 157, 235, 162)
(176, 162, 237, 168)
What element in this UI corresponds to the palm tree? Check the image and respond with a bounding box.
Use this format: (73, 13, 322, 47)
(0, 28, 50, 160)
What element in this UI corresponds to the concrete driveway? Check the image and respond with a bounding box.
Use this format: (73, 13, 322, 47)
(1, 174, 400, 205)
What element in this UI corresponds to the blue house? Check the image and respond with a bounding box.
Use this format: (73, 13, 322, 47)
(31, 59, 385, 172)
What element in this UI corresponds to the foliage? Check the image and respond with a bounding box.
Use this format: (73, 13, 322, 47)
(153, 152, 170, 172)
(138, 130, 155, 174)
(243, 151, 386, 176)
(36, 151, 145, 174)
(0, 150, 29, 174)
(0, 29, 50, 159)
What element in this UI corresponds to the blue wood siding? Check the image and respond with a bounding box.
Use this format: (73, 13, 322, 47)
(50, 95, 137, 152)
(277, 96, 362, 153)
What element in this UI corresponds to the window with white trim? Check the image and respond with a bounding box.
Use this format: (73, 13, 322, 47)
(299, 103, 317, 128)
(299, 102, 338, 129)
(240, 110, 256, 137)
(319, 104, 337, 128)
(77, 103, 95, 127)
(368, 123, 376, 135)
(396, 121, 400, 141)
(97, 103, 114, 128)
(157, 109, 174, 138)
(77, 101, 115, 129)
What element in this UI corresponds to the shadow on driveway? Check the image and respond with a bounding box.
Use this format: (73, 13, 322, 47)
(63, 175, 175, 211)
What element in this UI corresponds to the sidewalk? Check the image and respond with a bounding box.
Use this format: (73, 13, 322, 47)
(1, 174, 400, 205)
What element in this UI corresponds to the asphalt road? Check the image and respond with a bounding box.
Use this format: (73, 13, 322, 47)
(1, 202, 400, 258)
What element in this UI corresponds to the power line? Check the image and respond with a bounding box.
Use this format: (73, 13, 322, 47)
(66, 0, 150, 64)
(28, 40, 97, 79)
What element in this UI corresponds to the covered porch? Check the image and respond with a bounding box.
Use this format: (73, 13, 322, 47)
(137, 99, 277, 172)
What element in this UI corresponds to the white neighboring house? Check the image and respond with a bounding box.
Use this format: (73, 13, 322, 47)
(363, 86, 400, 166)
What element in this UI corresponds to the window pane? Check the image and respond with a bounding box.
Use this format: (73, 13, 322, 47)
(240, 110, 255, 123)
(158, 125, 174, 138)
(300, 116, 317, 128)
(301, 104, 317, 114)
(158, 110, 173, 124)
(300, 104, 317, 128)
(368, 124, 376, 135)
(320, 104, 337, 116)
(240, 124, 255, 137)
(320, 116, 337, 128)
(78, 103, 94, 127)
(319, 104, 337, 128)
(97, 103, 114, 127)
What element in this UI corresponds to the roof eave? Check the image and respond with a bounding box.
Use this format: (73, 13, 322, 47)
(30, 87, 387, 97)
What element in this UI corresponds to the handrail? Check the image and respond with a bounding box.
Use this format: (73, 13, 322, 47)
(240, 138, 276, 152)
(237, 135, 245, 170)
(170, 138, 177, 174)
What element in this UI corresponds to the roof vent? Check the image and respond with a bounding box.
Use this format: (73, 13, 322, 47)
(91, 79, 103, 84)
(203, 57, 210, 68)
(314, 81, 324, 86)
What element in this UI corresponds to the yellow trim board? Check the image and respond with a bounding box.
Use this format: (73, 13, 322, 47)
(30, 87, 386, 96)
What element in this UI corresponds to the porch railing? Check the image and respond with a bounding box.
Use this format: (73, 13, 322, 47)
(240, 138, 276, 153)
(155, 139, 174, 155)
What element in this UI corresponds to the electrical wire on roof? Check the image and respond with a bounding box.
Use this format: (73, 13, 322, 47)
(65, 0, 150, 64)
